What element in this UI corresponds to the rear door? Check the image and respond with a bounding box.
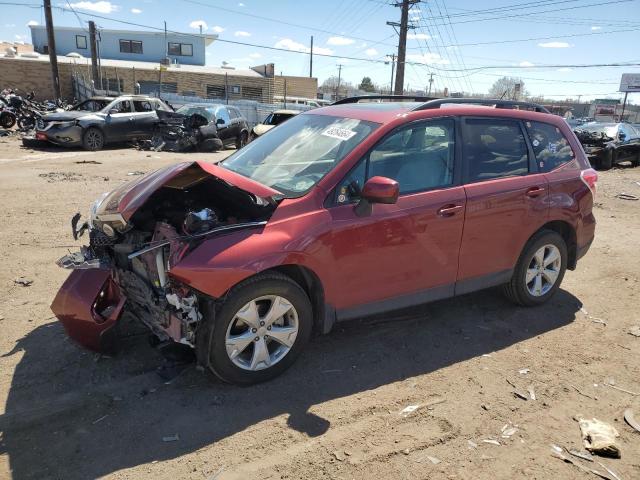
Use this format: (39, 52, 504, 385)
(324, 118, 466, 314)
(103, 100, 134, 142)
(130, 99, 159, 138)
(456, 117, 549, 293)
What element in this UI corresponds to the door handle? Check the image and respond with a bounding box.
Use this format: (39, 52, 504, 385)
(437, 204, 463, 217)
(526, 186, 546, 197)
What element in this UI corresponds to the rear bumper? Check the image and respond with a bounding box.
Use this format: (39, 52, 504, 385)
(51, 269, 126, 352)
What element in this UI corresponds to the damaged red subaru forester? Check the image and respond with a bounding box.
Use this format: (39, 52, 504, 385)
(51, 97, 597, 385)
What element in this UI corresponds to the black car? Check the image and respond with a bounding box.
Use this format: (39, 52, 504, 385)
(35, 95, 172, 150)
(174, 104, 250, 149)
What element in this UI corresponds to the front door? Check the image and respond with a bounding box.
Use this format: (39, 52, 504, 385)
(215, 106, 233, 144)
(456, 117, 549, 293)
(104, 99, 134, 142)
(322, 118, 466, 316)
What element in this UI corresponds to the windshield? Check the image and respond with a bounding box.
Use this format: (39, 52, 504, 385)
(221, 113, 378, 197)
(176, 105, 216, 122)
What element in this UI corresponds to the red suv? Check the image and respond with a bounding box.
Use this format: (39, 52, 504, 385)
(52, 97, 597, 385)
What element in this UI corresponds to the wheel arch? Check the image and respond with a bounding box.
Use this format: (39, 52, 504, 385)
(530, 220, 577, 270)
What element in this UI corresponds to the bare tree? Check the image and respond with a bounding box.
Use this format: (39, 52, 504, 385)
(487, 77, 529, 100)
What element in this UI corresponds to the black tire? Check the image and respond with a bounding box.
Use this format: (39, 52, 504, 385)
(503, 230, 567, 307)
(197, 272, 313, 385)
(17, 116, 35, 131)
(0, 111, 16, 129)
(598, 149, 613, 170)
(235, 131, 248, 149)
(82, 127, 105, 151)
(198, 137, 223, 152)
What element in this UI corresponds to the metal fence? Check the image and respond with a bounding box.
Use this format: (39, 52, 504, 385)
(71, 73, 313, 128)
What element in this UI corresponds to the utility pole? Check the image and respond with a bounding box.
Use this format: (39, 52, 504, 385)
(388, 0, 419, 95)
(43, 0, 61, 100)
(335, 64, 343, 100)
(387, 54, 396, 94)
(427, 72, 434, 95)
(89, 21, 99, 87)
(309, 36, 313, 78)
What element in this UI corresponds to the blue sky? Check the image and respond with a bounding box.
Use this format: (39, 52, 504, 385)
(2, 0, 640, 102)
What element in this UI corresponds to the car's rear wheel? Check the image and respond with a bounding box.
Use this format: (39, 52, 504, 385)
(235, 131, 248, 149)
(503, 230, 567, 306)
(83, 127, 105, 151)
(197, 272, 312, 385)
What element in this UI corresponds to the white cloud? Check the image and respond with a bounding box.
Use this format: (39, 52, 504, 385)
(591, 26, 602, 31)
(26, 20, 39, 26)
(410, 15, 420, 21)
(130, 8, 142, 14)
(407, 33, 431, 40)
(212, 25, 224, 33)
(406, 52, 449, 65)
(68, 1, 119, 14)
(327, 36, 355, 46)
(558, 67, 572, 72)
(365, 48, 378, 56)
(234, 31, 251, 37)
(519, 61, 535, 67)
(189, 20, 208, 31)
(238, 2, 245, 5)
(249, 52, 261, 58)
(275, 38, 333, 55)
(538, 41, 571, 48)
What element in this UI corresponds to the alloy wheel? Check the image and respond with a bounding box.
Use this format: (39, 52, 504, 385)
(525, 244, 561, 297)
(86, 130, 103, 150)
(225, 295, 299, 371)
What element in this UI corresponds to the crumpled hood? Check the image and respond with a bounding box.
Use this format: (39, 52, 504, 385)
(252, 124, 274, 137)
(95, 161, 282, 222)
(42, 110, 98, 122)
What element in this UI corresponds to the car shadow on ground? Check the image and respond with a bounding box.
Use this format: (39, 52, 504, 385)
(0, 287, 581, 479)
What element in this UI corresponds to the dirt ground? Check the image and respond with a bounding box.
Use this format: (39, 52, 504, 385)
(0, 134, 638, 480)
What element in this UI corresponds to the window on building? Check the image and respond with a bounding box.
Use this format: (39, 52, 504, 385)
(230, 85, 241, 95)
(76, 35, 87, 49)
(206, 84, 226, 99)
(119, 39, 143, 54)
(242, 86, 263, 100)
(137, 81, 177, 94)
(463, 119, 529, 182)
(168, 42, 193, 56)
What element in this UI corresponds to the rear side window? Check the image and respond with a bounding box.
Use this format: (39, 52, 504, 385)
(133, 100, 153, 112)
(463, 119, 529, 182)
(525, 121, 574, 172)
(228, 108, 239, 120)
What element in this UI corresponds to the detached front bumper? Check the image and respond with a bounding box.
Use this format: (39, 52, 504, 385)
(51, 269, 126, 352)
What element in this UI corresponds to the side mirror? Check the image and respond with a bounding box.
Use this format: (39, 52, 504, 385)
(216, 118, 225, 126)
(355, 176, 399, 217)
(108, 109, 118, 115)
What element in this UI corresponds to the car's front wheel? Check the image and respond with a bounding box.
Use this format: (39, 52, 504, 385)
(82, 127, 105, 151)
(503, 230, 567, 306)
(197, 272, 312, 385)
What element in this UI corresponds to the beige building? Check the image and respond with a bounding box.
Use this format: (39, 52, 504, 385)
(0, 53, 317, 103)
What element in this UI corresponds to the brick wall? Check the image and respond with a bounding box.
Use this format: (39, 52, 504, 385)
(273, 75, 318, 99)
(0, 57, 74, 100)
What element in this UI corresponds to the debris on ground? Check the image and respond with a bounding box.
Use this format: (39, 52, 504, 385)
(551, 446, 619, 480)
(518, 368, 530, 375)
(570, 384, 598, 400)
(580, 307, 608, 325)
(628, 325, 640, 337)
(75, 160, 102, 164)
(501, 424, 518, 438)
(399, 404, 420, 416)
(577, 417, 621, 458)
(127, 171, 145, 176)
(162, 434, 180, 442)
(332, 450, 346, 461)
(506, 378, 529, 400)
(615, 193, 639, 201)
(38, 172, 82, 182)
(528, 386, 537, 401)
(467, 440, 478, 449)
(623, 409, 640, 433)
(568, 448, 595, 462)
(422, 455, 441, 464)
(482, 439, 501, 446)
(14, 277, 33, 287)
(604, 379, 639, 396)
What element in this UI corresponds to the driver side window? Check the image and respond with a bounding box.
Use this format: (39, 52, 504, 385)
(216, 107, 231, 125)
(334, 119, 456, 204)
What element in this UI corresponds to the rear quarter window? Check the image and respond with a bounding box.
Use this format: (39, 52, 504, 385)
(525, 121, 575, 172)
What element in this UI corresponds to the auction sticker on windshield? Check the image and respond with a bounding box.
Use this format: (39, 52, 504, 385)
(322, 127, 357, 141)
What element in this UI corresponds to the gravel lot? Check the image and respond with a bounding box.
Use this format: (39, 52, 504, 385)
(0, 135, 639, 480)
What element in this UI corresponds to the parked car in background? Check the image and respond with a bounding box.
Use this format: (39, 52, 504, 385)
(174, 103, 250, 149)
(250, 109, 299, 140)
(573, 122, 640, 169)
(35, 95, 172, 150)
(52, 96, 596, 385)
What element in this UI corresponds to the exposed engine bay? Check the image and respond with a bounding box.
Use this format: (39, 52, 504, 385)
(57, 162, 276, 347)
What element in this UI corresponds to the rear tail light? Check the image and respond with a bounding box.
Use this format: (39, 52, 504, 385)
(580, 168, 598, 198)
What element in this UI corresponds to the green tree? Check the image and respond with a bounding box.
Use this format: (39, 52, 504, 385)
(359, 76, 376, 93)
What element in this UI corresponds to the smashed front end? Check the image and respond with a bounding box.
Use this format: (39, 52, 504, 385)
(51, 161, 277, 352)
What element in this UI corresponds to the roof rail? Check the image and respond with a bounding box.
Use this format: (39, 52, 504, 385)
(412, 98, 550, 114)
(332, 95, 438, 105)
